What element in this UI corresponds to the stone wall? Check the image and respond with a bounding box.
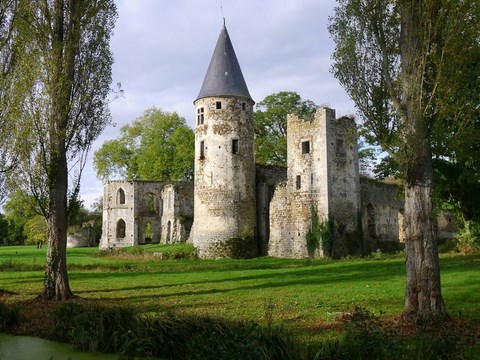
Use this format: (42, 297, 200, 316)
(100, 180, 194, 249)
(268, 108, 360, 258)
(360, 177, 404, 252)
(255, 165, 287, 255)
(67, 226, 97, 248)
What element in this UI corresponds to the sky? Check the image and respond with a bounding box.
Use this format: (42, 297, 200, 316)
(79, 0, 357, 209)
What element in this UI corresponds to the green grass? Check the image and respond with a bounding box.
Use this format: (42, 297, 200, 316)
(1, 244, 479, 348)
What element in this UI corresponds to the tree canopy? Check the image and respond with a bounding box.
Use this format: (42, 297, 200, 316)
(94, 107, 195, 182)
(253, 91, 317, 167)
(329, 0, 480, 321)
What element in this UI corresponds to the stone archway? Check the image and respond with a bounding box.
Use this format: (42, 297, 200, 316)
(116, 219, 126, 238)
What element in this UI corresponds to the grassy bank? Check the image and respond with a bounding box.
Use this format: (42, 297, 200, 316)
(0, 244, 479, 357)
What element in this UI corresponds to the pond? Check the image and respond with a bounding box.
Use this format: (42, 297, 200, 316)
(0, 334, 118, 360)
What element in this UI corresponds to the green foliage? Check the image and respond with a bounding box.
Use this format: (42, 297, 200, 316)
(0, 213, 8, 245)
(306, 205, 321, 257)
(0, 300, 20, 331)
(306, 205, 335, 258)
(94, 107, 194, 181)
(253, 91, 317, 166)
(23, 215, 47, 246)
(456, 220, 480, 254)
(53, 302, 303, 360)
(54, 302, 137, 353)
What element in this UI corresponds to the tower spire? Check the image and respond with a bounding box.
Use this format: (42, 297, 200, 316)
(195, 25, 252, 102)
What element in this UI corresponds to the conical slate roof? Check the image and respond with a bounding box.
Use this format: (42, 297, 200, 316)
(195, 25, 252, 102)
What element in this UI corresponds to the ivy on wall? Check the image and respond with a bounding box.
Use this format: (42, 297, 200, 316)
(306, 205, 335, 257)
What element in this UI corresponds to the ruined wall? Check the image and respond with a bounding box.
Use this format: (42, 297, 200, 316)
(67, 226, 97, 248)
(191, 96, 257, 258)
(100, 180, 193, 249)
(100, 180, 137, 249)
(175, 182, 194, 242)
(255, 165, 287, 255)
(135, 181, 163, 245)
(268, 108, 360, 258)
(160, 182, 194, 243)
(360, 177, 404, 252)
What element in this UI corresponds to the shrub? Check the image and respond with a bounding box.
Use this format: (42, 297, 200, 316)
(53, 302, 303, 359)
(54, 301, 137, 353)
(313, 307, 474, 360)
(456, 220, 480, 254)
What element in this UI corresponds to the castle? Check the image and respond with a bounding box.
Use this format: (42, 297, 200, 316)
(99, 25, 455, 257)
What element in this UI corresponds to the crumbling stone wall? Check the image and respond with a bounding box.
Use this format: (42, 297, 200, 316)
(360, 177, 457, 252)
(256, 165, 287, 255)
(100, 180, 193, 249)
(67, 226, 97, 248)
(360, 177, 404, 252)
(268, 108, 360, 258)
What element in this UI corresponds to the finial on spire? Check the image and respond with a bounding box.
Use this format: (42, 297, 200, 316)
(220, 1, 225, 26)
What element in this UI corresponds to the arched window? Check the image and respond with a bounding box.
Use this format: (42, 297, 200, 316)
(117, 188, 126, 205)
(116, 219, 126, 238)
(148, 193, 157, 214)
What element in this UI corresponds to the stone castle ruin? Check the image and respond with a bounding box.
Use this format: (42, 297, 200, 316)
(100, 25, 454, 257)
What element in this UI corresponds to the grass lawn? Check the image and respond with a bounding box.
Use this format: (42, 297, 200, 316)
(1, 244, 479, 350)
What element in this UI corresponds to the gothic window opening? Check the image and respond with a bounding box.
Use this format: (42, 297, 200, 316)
(197, 107, 204, 125)
(148, 193, 157, 214)
(301, 141, 311, 154)
(216, 101, 222, 110)
(296, 175, 301, 190)
(232, 139, 239, 154)
(117, 188, 125, 205)
(241, 102, 246, 111)
(200, 140, 205, 159)
(116, 219, 126, 238)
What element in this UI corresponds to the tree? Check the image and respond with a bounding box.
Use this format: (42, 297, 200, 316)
(329, 0, 480, 321)
(94, 107, 195, 181)
(2, 190, 39, 245)
(0, 213, 8, 245)
(3, 0, 117, 300)
(24, 215, 48, 246)
(253, 91, 317, 166)
(0, 1, 20, 205)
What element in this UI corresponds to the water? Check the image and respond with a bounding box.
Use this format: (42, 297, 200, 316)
(0, 334, 118, 360)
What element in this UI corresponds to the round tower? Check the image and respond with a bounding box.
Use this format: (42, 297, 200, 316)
(191, 24, 256, 258)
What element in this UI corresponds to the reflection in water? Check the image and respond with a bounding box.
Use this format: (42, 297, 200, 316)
(0, 334, 117, 360)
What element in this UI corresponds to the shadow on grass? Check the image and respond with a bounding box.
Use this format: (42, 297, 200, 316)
(71, 259, 406, 302)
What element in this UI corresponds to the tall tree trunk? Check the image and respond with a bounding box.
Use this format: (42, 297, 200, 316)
(41, 0, 76, 300)
(402, 143, 445, 321)
(400, 0, 445, 321)
(42, 144, 73, 300)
